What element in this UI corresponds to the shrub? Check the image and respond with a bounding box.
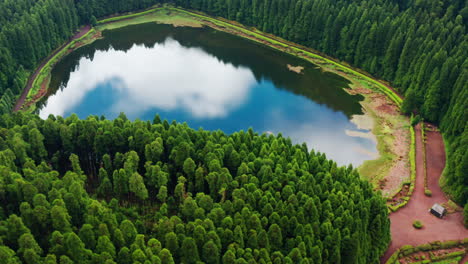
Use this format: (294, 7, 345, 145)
(411, 115, 421, 126)
(430, 250, 465, 261)
(413, 220, 423, 229)
(401, 245, 415, 255)
(440, 240, 459, 249)
(416, 244, 433, 251)
(424, 189, 432, 197)
(462, 238, 468, 245)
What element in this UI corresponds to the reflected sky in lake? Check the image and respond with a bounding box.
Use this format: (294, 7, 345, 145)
(41, 39, 255, 119)
(40, 23, 377, 166)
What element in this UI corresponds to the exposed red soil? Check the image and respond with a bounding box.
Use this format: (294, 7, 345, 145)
(381, 123, 468, 263)
(13, 25, 91, 112)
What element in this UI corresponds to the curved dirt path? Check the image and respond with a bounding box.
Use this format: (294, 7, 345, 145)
(381, 123, 468, 263)
(13, 25, 91, 112)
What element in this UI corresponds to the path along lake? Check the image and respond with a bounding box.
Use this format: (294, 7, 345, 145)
(39, 22, 378, 166)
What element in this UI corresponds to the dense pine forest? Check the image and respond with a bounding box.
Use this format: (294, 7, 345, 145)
(0, 0, 466, 206)
(0, 113, 390, 263)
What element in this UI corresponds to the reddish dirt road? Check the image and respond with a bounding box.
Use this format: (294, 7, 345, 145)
(13, 25, 91, 112)
(381, 124, 468, 263)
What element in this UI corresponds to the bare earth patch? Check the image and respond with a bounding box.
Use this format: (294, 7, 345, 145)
(342, 80, 410, 196)
(367, 92, 410, 196)
(345, 87, 407, 190)
(287, 64, 304, 74)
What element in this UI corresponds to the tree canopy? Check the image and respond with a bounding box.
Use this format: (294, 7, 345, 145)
(0, 113, 390, 263)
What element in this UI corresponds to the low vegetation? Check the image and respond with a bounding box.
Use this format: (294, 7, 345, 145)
(413, 220, 423, 229)
(385, 239, 468, 264)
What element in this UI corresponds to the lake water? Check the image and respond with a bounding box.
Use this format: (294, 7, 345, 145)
(40, 23, 377, 166)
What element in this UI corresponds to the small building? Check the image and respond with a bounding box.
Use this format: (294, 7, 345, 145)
(430, 203, 446, 218)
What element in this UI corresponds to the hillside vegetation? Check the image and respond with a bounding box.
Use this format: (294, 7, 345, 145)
(0, 0, 466, 206)
(0, 113, 390, 263)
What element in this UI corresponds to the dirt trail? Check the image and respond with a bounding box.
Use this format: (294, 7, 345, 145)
(381, 124, 468, 263)
(13, 25, 91, 112)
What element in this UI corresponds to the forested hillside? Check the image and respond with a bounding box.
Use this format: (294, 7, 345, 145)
(0, 0, 466, 205)
(0, 113, 390, 263)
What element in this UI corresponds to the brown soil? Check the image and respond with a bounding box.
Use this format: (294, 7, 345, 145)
(382, 126, 410, 197)
(13, 25, 91, 112)
(381, 124, 468, 263)
(369, 92, 400, 115)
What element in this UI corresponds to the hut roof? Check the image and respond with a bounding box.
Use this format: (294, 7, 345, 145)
(431, 203, 446, 214)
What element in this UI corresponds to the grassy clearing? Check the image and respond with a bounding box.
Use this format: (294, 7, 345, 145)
(97, 8, 202, 31)
(97, 7, 161, 24)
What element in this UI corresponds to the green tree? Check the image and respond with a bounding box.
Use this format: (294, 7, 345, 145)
(158, 248, 175, 264)
(120, 220, 137, 245)
(79, 224, 96, 250)
(129, 172, 148, 201)
(180, 237, 199, 264)
(96, 236, 116, 258)
(202, 240, 220, 264)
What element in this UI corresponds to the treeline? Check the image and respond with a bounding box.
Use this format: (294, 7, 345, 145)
(0, 113, 390, 263)
(0, 0, 466, 202)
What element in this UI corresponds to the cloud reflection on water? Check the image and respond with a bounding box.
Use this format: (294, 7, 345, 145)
(265, 106, 378, 166)
(40, 39, 256, 119)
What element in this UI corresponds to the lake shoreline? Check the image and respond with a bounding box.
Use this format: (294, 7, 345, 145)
(18, 5, 410, 196)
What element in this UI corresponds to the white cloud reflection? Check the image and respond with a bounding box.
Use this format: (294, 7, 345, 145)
(40, 38, 256, 119)
(266, 109, 378, 166)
